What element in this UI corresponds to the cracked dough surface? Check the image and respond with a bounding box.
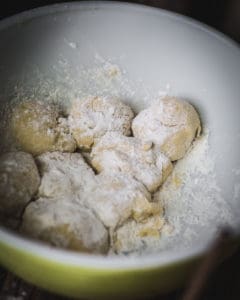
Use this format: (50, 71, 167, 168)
(91, 132, 173, 192)
(36, 152, 96, 199)
(21, 197, 109, 254)
(11, 100, 76, 156)
(34, 151, 162, 242)
(81, 172, 162, 230)
(0, 152, 40, 217)
(68, 96, 134, 150)
(1, 95, 202, 255)
(112, 215, 165, 255)
(132, 96, 201, 161)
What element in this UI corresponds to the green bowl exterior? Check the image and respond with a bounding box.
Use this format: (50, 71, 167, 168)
(0, 240, 200, 299)
(1, 238, 240, 299)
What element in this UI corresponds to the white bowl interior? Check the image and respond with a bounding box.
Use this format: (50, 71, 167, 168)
(0, 1, 240, 266)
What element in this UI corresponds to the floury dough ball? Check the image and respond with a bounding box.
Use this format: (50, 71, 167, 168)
(91, 132, 173, 192)
(68, 96, 135, 150)
(82, 172, 162, 230)
(36, 152, 96, 199)
(21, 197, 109, 254)
(11, 100, 76, 156)
(0, 152, 40, 217)
(132, 96, 201, 161)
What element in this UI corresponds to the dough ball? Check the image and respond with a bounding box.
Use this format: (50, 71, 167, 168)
(21, 197, 109, 254)
(55, 117, 77, 153)
(0, 152, 40, 217)
(82, 172, 162, 230)
(113, 215, 165, 255)
(91, 132, 173, 192)
(68, 96, 134, 150)
(36, 152, 96, 199)
(11, 100, 76, 156)
(132, 96, 201, 161)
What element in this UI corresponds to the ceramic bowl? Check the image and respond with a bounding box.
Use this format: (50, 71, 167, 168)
(0, 2, 240, 298)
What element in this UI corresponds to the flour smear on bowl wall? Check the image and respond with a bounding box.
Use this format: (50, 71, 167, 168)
(0, 1, 240, 298)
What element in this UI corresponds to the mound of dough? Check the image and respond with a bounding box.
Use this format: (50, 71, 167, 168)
(82, 172, 162, 230)
(68, 96, 134, 150)
(11, 100, 76, 155)
(36, 152, 96, 199)
(132, 96, 201, 161)
(0, 152, 40, 217)
(21, 197, 109, 254)
(113, 215, 165, 255)
(91, 132, 173, 192)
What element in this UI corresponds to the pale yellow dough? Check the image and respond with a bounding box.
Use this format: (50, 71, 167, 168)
(35, 151, 160, 236)
(0, 152, 40, 217)
(81, 172, 162, 230)
(36, 151, 96, 199)
(68, 96, 134, 150)
(132, 96, 201, 161)
(21, 197, 109, 254)
(11, 100, 76, 156)
(91, 132, 173, 192)
(113, 215, 165, 254)
(3, 95, 202, 255)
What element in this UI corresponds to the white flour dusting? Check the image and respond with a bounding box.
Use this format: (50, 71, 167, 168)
(153, 130, 235, 252)
(0, 56, 237, 256)
(0, 53, 169, 115)
(109, 131, 236, 256)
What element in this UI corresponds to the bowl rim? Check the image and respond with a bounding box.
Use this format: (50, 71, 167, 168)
(0, 1, 239, 270)
(0, 226, 207, 269)
(0, 0, 239, 50)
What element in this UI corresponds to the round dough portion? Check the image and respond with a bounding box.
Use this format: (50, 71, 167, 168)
(91, 132, 173, 192)
(68, 96, 134, 150)
(132, 96, 201, 161)
(82, 172, 162, 230)
(36, 152, 96, 199)
(11, 100, 76, 156)
(21, 197, 109, 254)
(0, 152, 40, 217)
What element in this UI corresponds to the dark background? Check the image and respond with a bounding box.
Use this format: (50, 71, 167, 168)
(0, 1, 240, 299)
(0, 0, 240, 43)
